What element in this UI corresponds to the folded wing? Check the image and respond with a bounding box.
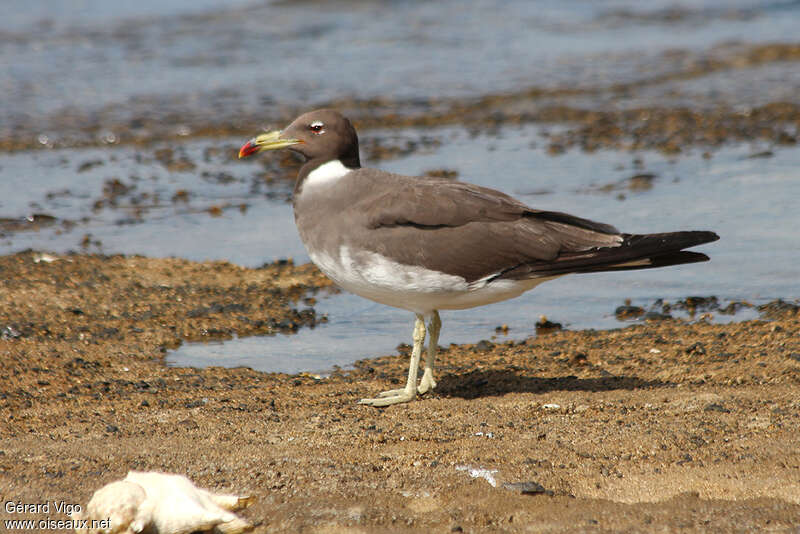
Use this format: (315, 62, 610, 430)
(352, 174, 718, 283)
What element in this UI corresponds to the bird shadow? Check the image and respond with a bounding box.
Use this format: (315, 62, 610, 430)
(435, 369, 669, 400)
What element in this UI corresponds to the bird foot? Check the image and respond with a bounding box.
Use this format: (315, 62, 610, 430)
(359, 388, 416, 407)
(417, 370, 437, 395)
(374, 388, 408, 398)
(370, 376, 436, 399)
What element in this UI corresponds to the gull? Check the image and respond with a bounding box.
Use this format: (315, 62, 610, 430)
(239, 109, 718, 406)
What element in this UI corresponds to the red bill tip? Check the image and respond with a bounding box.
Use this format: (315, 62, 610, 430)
(238, 140, 259, 159)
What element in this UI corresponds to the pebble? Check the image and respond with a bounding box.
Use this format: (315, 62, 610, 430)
(615, 305, 645, 319)
(535, 316, 562, 335)
(704, 403, 730, 413)
(685, 342, 707, 355)
(1, 325, 22, 340)
(475, 340, 494, 351)
(32, 252, 60, 263)
(644, 311, 672, 321)
(502, 481, 552, 495)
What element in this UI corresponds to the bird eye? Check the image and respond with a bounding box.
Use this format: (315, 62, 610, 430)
(309, 121, 324, 134)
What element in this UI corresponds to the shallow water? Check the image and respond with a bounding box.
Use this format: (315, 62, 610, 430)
(0, 140, 303, 262)
(6, 124, 798, 282)
(4, 124, 791, 373)
(3, 1, 799, 373)
(4, 0, 800, 137)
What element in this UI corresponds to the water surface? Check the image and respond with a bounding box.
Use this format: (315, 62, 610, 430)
(2, 0, 798, 373)
(4, 0, 800, 138)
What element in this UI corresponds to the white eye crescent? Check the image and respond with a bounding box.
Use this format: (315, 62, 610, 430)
(310, 121, 325, 134)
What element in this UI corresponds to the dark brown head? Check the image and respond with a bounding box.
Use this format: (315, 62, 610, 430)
(238, 109, 361, 170)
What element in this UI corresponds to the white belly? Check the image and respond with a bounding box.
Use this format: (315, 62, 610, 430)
(308, 245, 554, 315)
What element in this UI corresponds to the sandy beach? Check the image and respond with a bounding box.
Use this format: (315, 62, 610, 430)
(1, 251, 798, 532)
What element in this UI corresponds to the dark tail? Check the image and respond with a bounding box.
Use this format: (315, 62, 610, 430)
(530, 230, 719, 277)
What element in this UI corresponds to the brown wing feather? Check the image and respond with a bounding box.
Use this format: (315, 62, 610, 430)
(365, 179, 527, 228)
(350, 173, 625, 282)
(342, 170, 718, 283)
(365, 177, 620, 233)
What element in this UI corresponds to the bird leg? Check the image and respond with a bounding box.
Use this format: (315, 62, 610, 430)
(359, 313, 426, 407)
(417, 310, 440, 395)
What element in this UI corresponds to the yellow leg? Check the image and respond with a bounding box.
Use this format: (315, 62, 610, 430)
(418, 311, 440, 395)
(359, 314, 426, 407)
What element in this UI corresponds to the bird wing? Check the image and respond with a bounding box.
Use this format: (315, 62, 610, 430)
(364, 177, 620, 234)
(349, 174, 629, 283)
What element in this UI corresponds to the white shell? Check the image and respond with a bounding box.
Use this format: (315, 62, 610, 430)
(73, 471, 254, 534)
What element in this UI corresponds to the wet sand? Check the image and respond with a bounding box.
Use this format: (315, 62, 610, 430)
(2, 251, 799, 532)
